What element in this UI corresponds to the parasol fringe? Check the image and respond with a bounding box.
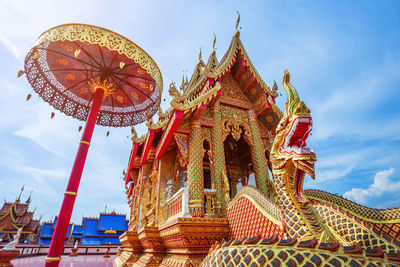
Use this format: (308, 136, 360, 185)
(51, 112, 55, 119)
(26, 94, 32, 101)
(17, 70, 24, 77)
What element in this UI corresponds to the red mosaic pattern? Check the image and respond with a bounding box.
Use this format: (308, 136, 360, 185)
(227, 197, 283, 239)
(373, 222, 400, 240)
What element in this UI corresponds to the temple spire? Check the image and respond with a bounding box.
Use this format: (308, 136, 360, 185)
(26, 190, 32, 203)
(212, 33, 216, 52)
(17, 185, 24, 202)
(198, 47, 202, 63)
(104, 204, 107, 213)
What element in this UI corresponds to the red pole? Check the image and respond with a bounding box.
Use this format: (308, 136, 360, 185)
(45, 88, 104, 266)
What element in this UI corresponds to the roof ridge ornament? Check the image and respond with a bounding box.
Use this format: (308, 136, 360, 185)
(17, 185, 24, 202)
(235, 11, 241, 36)
(198, 47, 202, 62)
(212, 33, 216, 52)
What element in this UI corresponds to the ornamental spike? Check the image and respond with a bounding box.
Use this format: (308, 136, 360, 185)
(17, 70, 24, 77)
(212, 33, 216, 52)
(235, 11, 241, 34)
(272, 80, 278, 93)
(198, 47, 202, 62)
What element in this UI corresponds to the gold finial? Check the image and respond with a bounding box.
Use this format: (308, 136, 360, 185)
(17, 185, 24, 202)
(212, 33, 216, 51)
(272, 80, 278, 93)
(235, 11, 241, 34)
(198, 47, 202, 62)
(181, 70, 185, 88)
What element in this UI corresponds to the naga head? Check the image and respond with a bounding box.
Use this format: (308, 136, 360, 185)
(271, 70, 316, 202)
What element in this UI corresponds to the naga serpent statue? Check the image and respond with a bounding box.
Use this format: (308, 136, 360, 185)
(201, 70, 400, 266)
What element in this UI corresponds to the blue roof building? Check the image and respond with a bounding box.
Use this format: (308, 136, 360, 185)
(38, 212, 128, 245)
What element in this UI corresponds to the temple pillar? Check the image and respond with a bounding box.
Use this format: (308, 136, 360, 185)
(210, 103, 227, 214)
(247, 110, 275, 198)
(187, 121, 205, 217)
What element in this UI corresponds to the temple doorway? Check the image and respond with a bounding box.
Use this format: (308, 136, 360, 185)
(223, 130, 254, 199)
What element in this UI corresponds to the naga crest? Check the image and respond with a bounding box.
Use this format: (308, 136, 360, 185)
(271, 70, 316, 201)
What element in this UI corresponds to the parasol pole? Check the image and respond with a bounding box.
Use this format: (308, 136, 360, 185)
(45, 87, 105, 267)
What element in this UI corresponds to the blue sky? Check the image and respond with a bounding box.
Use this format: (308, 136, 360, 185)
(0, 1, 399, 223)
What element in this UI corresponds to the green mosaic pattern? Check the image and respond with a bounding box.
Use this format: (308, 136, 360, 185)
(248, 110, 275, 199)
(187, 121, 205, 216)
(211, 104, 227, 207)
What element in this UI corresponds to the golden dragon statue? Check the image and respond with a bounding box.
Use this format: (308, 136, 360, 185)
(201, 70, 400, 266)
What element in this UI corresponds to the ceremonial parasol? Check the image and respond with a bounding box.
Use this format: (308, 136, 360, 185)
(103, 229, 117, 258)
(23, 24, 162, 266)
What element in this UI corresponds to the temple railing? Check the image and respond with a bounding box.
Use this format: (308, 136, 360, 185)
(165, 187, 189, 220)
(165, 187, 217, 221)
(204, 189, 216, 216)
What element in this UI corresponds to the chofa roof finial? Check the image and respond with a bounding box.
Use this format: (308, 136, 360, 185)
(212, 33, 216, 52)
(235, 11, 241, 35)
(198, 47, 202, 62)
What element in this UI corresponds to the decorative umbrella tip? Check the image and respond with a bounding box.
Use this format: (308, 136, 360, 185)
(26, 94, 32, 101)
(51, 112, 55, 119)
(106, 131, 110, 137)
(119, 62, 125, 69)
(17, 70, 24, 77)
(75, 49, 81, 58)
(78, 126, 83, 132)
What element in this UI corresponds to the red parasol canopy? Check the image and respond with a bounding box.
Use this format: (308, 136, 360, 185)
(23, 24, 163, 267)
(24, 23, 163, 127)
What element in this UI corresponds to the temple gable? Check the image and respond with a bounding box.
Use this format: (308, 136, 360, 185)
(221, 74, 251, 104)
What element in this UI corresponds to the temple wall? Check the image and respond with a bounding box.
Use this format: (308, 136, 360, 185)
(158, 149, 180, 225)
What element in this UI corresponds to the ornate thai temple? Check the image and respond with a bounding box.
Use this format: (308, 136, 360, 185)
(114, 17, 400, 267)
(38, 211, 128, 245)
(0, 187, 40, 244)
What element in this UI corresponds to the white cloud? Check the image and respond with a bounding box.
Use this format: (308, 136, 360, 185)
(0, 0, 100, 59)
(311, 58, 400, 141)
(343, 168, 400, 204)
